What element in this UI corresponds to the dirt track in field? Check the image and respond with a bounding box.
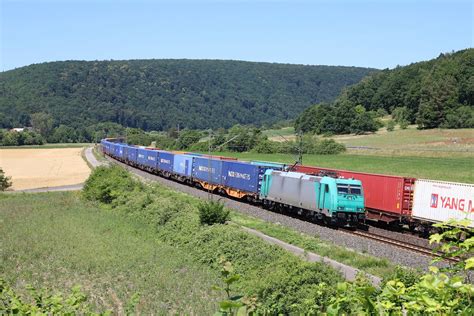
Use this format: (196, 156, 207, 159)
(0, 148, 91, 190)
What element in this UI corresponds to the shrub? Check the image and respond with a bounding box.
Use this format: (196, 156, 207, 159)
(386, 119, 395, 131)
(312, 139, 346, 155)
(198, 200, 230, 225)
(252, 139, 279, 154)
(82, 166, 141, 204)
(0, 168, 12, 191)
(399, 120, 409, 129)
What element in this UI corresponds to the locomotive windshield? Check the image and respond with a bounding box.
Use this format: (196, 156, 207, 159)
(337, 185, 362, 195)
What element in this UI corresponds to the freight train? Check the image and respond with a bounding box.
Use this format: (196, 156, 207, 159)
(101, 139, 366, 227)
(101, 138, 474, 231)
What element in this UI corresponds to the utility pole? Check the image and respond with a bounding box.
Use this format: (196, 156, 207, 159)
(207, 129, 213, 200)
(297, 131, 303, 165)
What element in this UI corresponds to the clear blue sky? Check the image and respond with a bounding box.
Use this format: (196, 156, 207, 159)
(1, 0, 472, 71)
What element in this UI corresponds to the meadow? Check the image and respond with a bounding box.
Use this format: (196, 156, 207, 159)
(0, 191, 221, 314)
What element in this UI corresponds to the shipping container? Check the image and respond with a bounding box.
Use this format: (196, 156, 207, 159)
(127, 146, 138, 164)
(173, 154, 194, 177)
(412, 179, 474, 228)
(294, 165, 415, 222)
(114, 143, 125, 159)
(157, 151, 174, 173)
(144, 149, 159, 169)
(192, 157, 223, 184)
(137, 148, 148, 166)
(221, 161, 264, 194)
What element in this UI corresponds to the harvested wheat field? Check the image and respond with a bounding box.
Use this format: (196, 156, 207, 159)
(0, 148, 91, 190)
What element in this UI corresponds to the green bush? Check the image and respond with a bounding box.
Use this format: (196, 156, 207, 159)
(198, 200, 230, 225)
(386, 119, 395, 131)
(312, 139, 346, 155)
(252, 139, 279, 154)
(0, 168, 12, 191)
(82, 166, 141, 204)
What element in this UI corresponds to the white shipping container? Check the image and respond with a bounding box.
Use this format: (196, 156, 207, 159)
(412, 179, 474, 228)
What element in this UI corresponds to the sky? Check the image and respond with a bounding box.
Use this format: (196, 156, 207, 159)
(1, 0, 472, 71)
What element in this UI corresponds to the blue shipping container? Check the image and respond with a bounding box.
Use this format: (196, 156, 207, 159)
(173, 154, 194, 176)
(145, 150, 158, 169)
(158, 151, 174, 172)
(137, 148, 148, 166)
(192, 157, 222, 184)
(221, 161, 263, 193)
(115, 143, 124, 158)
(127, 146, 138, 164)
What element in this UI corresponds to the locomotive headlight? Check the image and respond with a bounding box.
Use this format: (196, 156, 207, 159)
(337, 206, 344, 210)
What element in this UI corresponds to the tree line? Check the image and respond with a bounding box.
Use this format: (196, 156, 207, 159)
(0, 59, 374, 131)
(296, 48, 474, 134)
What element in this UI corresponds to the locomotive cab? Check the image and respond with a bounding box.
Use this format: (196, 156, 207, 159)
(321, 178, 365, 226)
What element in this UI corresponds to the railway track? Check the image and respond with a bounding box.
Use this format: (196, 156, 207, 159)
(346, 230, 461, 263)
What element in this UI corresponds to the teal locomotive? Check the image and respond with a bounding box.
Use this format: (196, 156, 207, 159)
(260, 170, 365, 226)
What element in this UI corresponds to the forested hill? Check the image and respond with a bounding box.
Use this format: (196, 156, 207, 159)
(296, 48, 474, 134)
(0, 59, 375, 130)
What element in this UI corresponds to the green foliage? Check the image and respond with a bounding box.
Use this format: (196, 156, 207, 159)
(328, 220, 474, 314)
(0, 129, 44, 146)
(213, 258, 257, 315)
(429, 219, 474, 274)
(177, 129, 202, 150)
(313, 138, 346, 154)
(30, 112, 54, 137)
(198, 200, 230, 226)
(0, 168, 12, 191)
(125, 127, 151, 146)
(0, 60, 374, 131)
(392, 106, 412, 124)
(297, 49, 474, 134)
(336, 49, 474, 129)
(386, 119, 395, 131)
(0, 279, 109, 315)
(82, 166, 141, 204)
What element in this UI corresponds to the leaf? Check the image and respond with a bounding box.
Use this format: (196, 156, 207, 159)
(220, 300, 243, 309)
(225, 274, 240, 285)
(429, 234, 443, 244)
(429, 266, 439, 274)
(464, 257, 474, 270)
(229, 295, 243, 301)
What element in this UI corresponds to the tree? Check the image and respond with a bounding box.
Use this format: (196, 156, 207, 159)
(30, 112, 53, 137)
(177, 129, 202, 149)
(386, 119, 395, 131)
(0, 168, 12, 191)
(391, 106, 411, 124)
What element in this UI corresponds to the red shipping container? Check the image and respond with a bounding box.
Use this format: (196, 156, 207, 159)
(294, 165, 415, 223)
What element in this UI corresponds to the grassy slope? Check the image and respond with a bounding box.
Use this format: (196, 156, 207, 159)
(0, 192, 220, 314)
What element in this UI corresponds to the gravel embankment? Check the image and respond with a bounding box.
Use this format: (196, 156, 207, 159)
(107, 156, 440, 271)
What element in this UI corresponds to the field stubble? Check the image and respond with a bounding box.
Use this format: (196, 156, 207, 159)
(0, 148, 91, 190)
